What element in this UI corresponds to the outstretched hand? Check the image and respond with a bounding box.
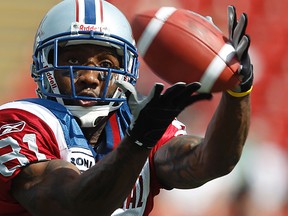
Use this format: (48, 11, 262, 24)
(116, 81, 212, 148)
(228, 5, 254, 94)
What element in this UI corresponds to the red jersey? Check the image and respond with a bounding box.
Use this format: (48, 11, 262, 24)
(0, 99, 187, 215)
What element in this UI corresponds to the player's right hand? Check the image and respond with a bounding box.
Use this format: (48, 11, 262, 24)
(116, 81, 212, 148)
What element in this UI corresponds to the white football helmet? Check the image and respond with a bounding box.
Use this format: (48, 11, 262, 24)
(32, 0, 139, 127)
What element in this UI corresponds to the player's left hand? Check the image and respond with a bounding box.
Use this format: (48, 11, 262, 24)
(228, 5, 254, 94)
(116, 81, 212, 148)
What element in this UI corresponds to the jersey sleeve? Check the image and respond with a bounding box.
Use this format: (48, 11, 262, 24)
(0, 107, 62, 183)
(148, 119, 187, 192)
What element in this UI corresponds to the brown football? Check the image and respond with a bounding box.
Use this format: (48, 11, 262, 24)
(131, 7, 241, 92)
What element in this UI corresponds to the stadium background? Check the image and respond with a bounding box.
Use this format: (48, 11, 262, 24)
(0, 1, 288, 215)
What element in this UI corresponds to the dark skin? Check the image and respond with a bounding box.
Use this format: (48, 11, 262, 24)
(54, 45, 120, 108)
(11, 45, 250, 215)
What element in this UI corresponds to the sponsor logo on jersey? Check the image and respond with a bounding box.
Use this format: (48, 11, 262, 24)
(67, 147, 95, 172)
(0, 121, 26, 136)
(71, 156, 94, 169)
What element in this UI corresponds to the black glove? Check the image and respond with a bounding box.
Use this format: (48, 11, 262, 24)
(116, 81, 212, 148)
(228, 5, 254, 94)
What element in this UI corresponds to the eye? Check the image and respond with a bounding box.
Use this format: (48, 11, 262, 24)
(99, 60, 114, 68)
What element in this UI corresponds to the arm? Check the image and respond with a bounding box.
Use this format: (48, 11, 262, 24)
(154, 92, 250, 189)
(154, 6, 253, 189)
(11, 82, 210, 215)
(12, 135, 150, 216)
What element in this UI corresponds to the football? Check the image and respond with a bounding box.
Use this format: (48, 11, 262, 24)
(131, 7, 241, 93)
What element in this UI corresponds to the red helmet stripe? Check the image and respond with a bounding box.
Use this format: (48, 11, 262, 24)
(75, 0, 80, 22)
(99, 0, 104, 24)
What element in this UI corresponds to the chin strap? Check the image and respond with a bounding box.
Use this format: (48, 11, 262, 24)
(66, 104, 121, 127)
(65, 88, 125, 127)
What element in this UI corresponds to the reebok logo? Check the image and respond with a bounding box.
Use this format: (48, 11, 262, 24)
(0, 121, 26, 136)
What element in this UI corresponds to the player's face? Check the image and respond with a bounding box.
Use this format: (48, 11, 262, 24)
(54, 44, 121, 107)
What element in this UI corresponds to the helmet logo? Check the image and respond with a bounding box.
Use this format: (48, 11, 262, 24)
(71, 22, 109, 33)
(46, 72, 58, 89)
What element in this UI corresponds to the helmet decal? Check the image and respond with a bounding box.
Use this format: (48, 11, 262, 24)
(76, 0, 103, 25)
(72, 0, 108, 33)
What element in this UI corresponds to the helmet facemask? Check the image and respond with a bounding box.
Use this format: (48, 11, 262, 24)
(32, 31, 139, 127)
(31, 0, 139, 127)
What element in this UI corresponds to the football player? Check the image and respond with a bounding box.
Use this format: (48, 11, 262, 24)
(0, 1, 253, 215)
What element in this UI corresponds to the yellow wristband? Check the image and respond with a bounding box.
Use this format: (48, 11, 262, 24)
(226, 86, 253, 97)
